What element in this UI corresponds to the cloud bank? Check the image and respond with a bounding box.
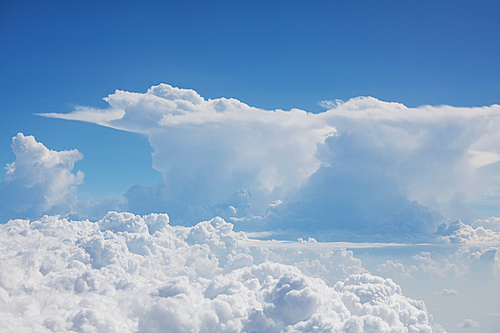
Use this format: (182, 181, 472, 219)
(0, 212, 435, 332)
(39, 84, 500, 237)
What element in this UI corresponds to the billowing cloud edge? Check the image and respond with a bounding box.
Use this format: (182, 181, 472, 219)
(37, 84, 500, 228)
(0, 211, 438, 332)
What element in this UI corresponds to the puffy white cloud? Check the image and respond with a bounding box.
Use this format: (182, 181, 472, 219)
(435, 219, 500, 245)
(374, 242, 499, 282)
(377, 260, 417, 278)
(0, 212, 436, 332)
(472, 217, 500, 232)
(457, 319, 480, 329)
(0, 133, 84, 221)
(366, 221, 500, 282)
(435, 289, 458, 296)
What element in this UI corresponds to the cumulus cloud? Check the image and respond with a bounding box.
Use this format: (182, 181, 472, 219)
(435, 289, 458, 296)
(0, 133, 84, 222)
(457, 319, 480, 329)
(435, 219, 500, 245)
(377, 260, 417, 278)
(404, 246, 498, 281)
(472, 217, 500, 232)
(38, 84, 500, 237)
(0, 212, 436, 332)
(368, 221, 500, 281)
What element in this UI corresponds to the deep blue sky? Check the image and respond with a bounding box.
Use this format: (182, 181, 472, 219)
(1, 0, 499, 199)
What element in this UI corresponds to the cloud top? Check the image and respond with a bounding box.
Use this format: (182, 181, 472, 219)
(0, 212, 435, 332)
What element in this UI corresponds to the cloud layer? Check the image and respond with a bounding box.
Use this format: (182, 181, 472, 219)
(0, 212, 434, 332)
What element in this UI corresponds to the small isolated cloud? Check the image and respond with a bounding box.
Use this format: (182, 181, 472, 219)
(0, 133, 84, 221)
(435, 289, 458, 296)
(484, 312, 500, 317)
(457, 319, 480, 329)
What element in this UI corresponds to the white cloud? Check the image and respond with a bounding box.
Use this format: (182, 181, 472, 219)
(435, 219, 500, 245)
(36, 106, 125, 128)
(377, 259, 417, 278)
(320, 98, 500, 216)
(37, 84, 500, 236)
(4, 86, 500, 331)
(0, 133, 84, 221)
(40, 84, 337, 225)
(435, 289, 458, 296)
(0, 212, 436, 332)
(41, 84, 334, 192)
(457, 319, 480, 329)
(472, 217, 500, 232)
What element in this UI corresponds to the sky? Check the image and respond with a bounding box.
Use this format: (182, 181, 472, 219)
(1, 1, 500, 332)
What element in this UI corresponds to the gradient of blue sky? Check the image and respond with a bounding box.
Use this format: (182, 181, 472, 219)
(1, 0, 500, 200)
(1, 2, 500, 332)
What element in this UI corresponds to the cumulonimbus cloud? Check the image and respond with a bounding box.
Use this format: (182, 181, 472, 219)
(38, 84, 500, 232)
(40, 84, 337, 225)
(320, 97, 500, 214)
(40, 84, 335, 194)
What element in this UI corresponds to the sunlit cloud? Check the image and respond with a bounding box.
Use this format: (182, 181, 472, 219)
(0, 212, 435, 332)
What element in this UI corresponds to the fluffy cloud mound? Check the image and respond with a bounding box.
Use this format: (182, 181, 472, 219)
(39, 84, 500, 234)
(435, 219, 500, 245)
(457, 319, 480, 329)
(0, 212, 434, 332)
(0, 133, 84, 222)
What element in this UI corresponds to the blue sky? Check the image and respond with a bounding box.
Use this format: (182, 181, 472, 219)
(2, 0, 500, 203)
(1, 1, 500, 332)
